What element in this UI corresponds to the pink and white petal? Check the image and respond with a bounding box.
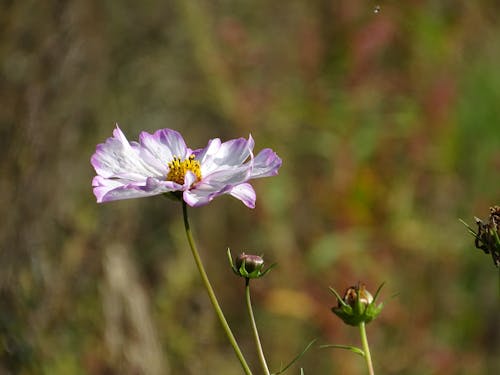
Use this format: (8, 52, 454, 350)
(249, 148, 282, 179)
(94, 177, 180, 203)
(184, 182, 255, 208)
(228, 183, 256, 208)
(112, 125, 133, 148)
(183, 185, 228, 207)
(92, 176, 126, 203)
(216, 137, 253, 165)
(98, 186, 161, 203)
(183, 171, 198, 189)
(203, 136, 254, 172)
(195, 138, 222, 173)
(202, 164, 253, 187)
(91, 125, 161, 180)
(182, 191, 211, 207)
(134, 146, 168, 176)
(184, 172, 242, 206)
(139, 128, 189, 170)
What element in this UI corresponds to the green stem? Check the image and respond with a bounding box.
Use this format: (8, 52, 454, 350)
(182, 201, 253, 375)
(359, 322, 375, 375)
(245, 279, 271, 375)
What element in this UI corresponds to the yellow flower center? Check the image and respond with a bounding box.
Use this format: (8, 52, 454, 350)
(166, 155, 202, 185)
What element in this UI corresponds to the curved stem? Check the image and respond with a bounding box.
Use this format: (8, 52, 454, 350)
(182, 201, 253, 375)
(245, 279, 271, 375)
(359, 322, 375, 375)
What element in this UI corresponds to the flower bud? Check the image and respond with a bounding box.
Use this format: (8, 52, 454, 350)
(330, 283, 384, 326)
(227, 249, 275, 279)
(235, 253, 265, 274)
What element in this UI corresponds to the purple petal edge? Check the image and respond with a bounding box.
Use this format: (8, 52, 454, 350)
(250, 148, 282, 178)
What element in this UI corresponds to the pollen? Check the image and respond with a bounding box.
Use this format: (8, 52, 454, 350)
(166, 154, 202, 185)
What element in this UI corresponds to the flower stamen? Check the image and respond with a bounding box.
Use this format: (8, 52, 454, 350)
(167, 155, 202, 185)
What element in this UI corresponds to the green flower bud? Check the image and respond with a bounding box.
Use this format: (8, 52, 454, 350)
(330, 283, 384, 326)
(227, 248, 275, 279)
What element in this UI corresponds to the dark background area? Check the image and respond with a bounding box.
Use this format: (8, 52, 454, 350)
(1, 1, 499, 374)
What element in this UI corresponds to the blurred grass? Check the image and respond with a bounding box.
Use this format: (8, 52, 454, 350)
(1, 0, 499, 374)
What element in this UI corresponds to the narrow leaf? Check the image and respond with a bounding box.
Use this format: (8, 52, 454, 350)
(459, 219, 479, 237)
(272, 339, 317, 375)
(319, 344, 365, 357)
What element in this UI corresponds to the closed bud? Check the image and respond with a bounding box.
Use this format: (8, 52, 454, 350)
(236, 253, 264, 274)
(227, 249, 275, 279)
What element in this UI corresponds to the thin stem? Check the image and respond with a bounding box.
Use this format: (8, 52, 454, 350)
(182, 201, 253, 375)
(245, 279, 271, 375)
(359, 322, 375, 375)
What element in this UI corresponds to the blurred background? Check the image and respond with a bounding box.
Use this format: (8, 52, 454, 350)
(1, 0, 499, 374)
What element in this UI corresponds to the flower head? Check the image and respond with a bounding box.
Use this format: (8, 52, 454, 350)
(91, 125, 282, 208)
(462, 205, 500, 267)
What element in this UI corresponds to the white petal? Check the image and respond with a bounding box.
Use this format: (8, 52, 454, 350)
(183, 186, 227, 207)
(228, 183, 256, 208)
(95, 177, 180, 203)
(195, 138, 221, 163)
(91, 125, 162, 180)
(139, 128, 189, 172)
(250, 148, 282, 178)
(201, 136, 254, 175)
(92, 176, 124, 203)
(202, 164, 253, 186)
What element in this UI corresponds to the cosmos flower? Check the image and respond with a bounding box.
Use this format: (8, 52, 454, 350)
(91, 125, 282, 208)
